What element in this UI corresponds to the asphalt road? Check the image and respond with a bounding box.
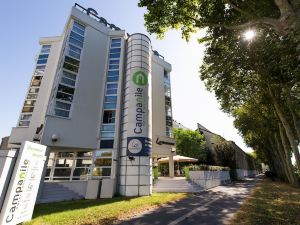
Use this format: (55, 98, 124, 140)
(118, 177, 258, 225)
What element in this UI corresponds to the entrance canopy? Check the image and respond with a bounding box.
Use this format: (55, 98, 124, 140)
(158, 155, 198, 163)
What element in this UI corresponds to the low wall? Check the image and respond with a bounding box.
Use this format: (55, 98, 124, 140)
(236, 169, 257, 179)
(189, 170, 230, 189)
(58, 181, 88, 196)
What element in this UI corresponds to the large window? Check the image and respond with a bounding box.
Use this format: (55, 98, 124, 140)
(45, 151, 92, 181)
(17, 44, 51, 127)
(92, 150, 112, 177)
(53, 20, 85, 118)
(45, 150, 112, 180)
(164, 70, 173, 137)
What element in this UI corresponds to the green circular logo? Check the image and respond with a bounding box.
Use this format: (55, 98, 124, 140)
(132, 71, 148, 86)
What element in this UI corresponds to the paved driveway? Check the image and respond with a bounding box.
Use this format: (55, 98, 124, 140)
(118, 177, 258, 225)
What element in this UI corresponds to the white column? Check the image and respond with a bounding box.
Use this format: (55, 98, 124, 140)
(119, 33, 152, 196)
(169, 153, 174, 178)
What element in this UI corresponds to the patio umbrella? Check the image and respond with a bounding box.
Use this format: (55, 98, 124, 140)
(158, 155, 198, 163)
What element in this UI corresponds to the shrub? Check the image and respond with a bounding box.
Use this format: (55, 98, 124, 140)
(187, 164, 229, 171)
(183, 166, 190, 180)
(153, 167, 158, 179)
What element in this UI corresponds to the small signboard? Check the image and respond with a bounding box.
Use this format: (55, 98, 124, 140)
(127, 137, 151, 156)
(0, 141, 47, 225)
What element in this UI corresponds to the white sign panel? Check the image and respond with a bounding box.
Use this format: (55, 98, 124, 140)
(0, 141, 47, 225)
(126, 69, 151, 156)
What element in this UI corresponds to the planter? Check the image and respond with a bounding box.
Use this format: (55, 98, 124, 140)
(189, 170, 230, 189)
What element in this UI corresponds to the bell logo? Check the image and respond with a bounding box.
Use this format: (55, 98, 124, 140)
(132, 71, 148, 86)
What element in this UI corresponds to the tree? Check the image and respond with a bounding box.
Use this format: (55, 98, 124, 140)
(138, 0, 300, 184)
(139, 0, 300, 41)
(173, 128, 207, 162)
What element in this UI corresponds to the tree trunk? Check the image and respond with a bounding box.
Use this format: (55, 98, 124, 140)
(279, 123, 299, 186)
(269, 137, 288, 181)
(268, 86, 300, 168)
(287, 98, 300, 141)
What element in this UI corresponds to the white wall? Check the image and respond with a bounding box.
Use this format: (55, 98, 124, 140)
(151, 56, 173, 157)
(190, 170, 230, 189)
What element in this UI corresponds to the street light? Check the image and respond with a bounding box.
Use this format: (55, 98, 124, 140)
(243, 29, 256, 41)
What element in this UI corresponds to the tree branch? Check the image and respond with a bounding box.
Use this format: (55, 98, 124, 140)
(274, 0, 294, 16)
(225, 0, 253, 18)
(186, 14, 281, 32)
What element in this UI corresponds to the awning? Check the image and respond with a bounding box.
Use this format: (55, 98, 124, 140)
(158, 155, 198, 163)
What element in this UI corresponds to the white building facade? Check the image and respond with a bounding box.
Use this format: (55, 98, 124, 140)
(8, 4, 174, 198)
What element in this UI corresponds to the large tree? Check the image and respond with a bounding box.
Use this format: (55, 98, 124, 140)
(138, 0, 300, 184)
(139, 0, 300, 40)
(173, 128, 207, 162)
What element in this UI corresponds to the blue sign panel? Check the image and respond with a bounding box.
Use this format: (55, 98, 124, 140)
(127, 137, 151, 156)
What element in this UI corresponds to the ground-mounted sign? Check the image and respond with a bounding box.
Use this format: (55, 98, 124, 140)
(126, 70, 152, 156)
(0, 141, 47, 225)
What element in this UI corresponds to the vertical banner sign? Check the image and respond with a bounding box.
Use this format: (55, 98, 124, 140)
(127, 70, 151, 156)
(0, 141, 47, 225)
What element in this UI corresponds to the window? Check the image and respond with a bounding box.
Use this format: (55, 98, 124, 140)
(109, 48, 121, 54)
(103, 110, 115, 123)
(103, 95, 117, 109)
(95, 150, 112, 157)
(29, 88, 39, 93)
(55, 101, 71, 110)
(41, 45, 51, 54)
(61, 70, 77, 87)
(56, 84, 75, 103)
(100, 140, 114, 148)
(166, 116, 173, 127)
(36, 65, 46, 71)
(68, 44, 81, 59)
(166, 126, 173, 137)
(111, 42, 121, 48)
(63, 56, 80, 73)
(100, 132, 115, 138)
(18, 114, 32, 127)
(69, 37, 83, 48)
(24, 100, 36, 107)
(109, 59, 119, 65)
(73, 21, 85, 34)
(93, 150, 112, 177)
(56, 92, 73, 102)
(27, 93, 38, 99)
(92, 168, 111, 177)
(165, 96, 171, 106)
(106, 83, 118, 95)
(65, 56, 80, 66)
(38, 54, 49, 59)
(94, 158, 112, 167)
(70, 31, 84, 42)
(109, 53, 120, 59)
(55, 109, 69, 117)
(111, 38, 121, 43)
(31, 76, 42, 87)
(63, 62, 79, 73)
(46, 151, 92, 181)
(101, 124, 115, 131)
(22, 106, 34, 113)
(58, 84, 75, 95)
(109, 64, 119, 70)
(166, 106, 172, 116)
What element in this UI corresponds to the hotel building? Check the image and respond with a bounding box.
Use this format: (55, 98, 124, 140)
(8, 3, 175, 200)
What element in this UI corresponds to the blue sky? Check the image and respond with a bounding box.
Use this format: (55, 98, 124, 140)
(0, 0, 252, 152)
